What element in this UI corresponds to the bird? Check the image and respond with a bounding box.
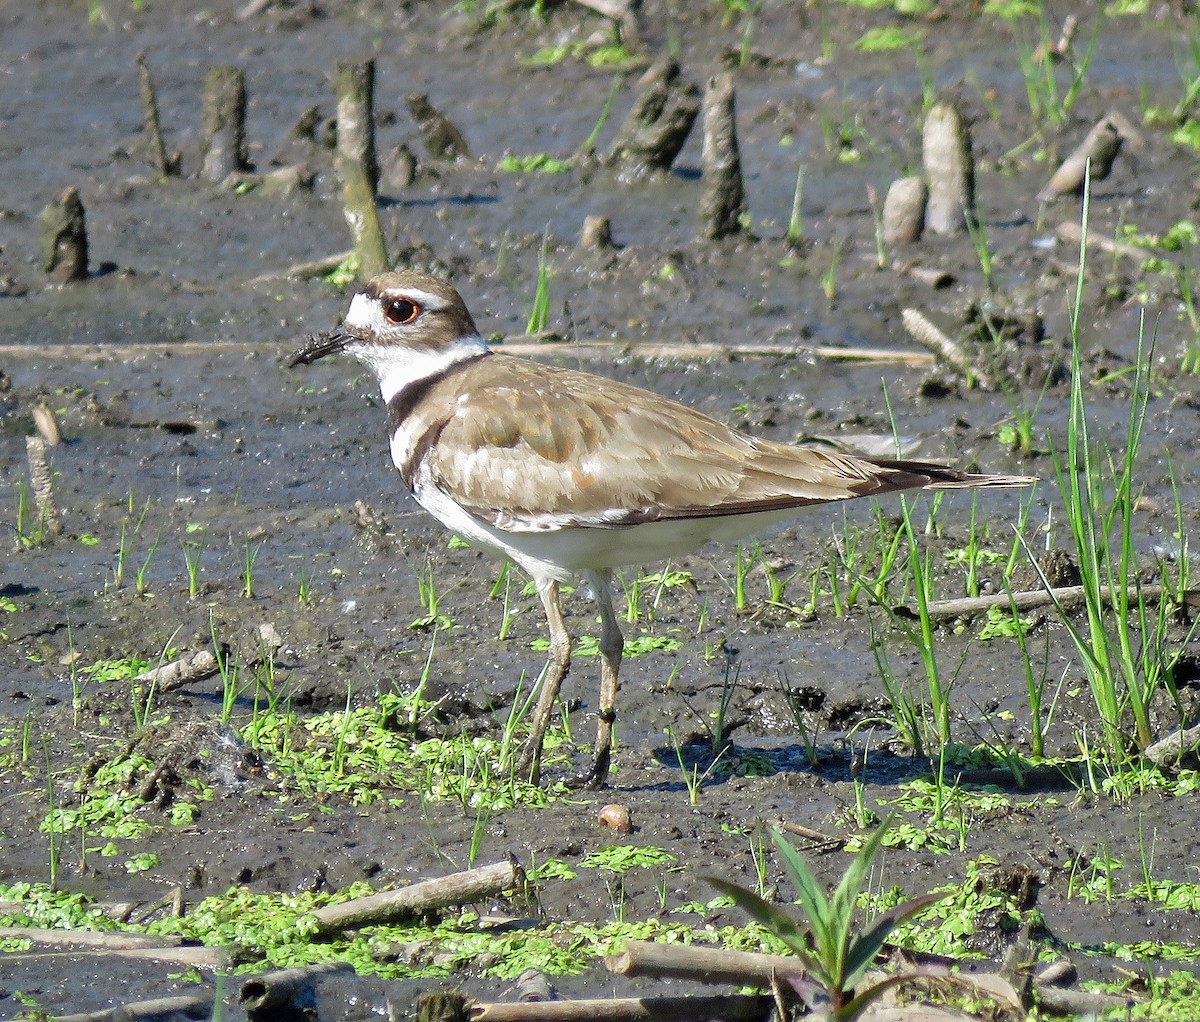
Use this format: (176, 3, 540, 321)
(289, 271, 1033, 789)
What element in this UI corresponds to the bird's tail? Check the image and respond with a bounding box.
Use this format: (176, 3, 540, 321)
(864, 458, 1036, 491)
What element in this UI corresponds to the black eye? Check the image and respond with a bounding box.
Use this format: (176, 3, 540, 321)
(383, 297, 420, 325)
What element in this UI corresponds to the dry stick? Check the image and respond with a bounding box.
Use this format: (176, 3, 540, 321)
(135, 51, 181, 177)
(336, 60, 380, 194)
(1035, 959, 1078, 987)
(199, 66, 251, 182)
(125, 886, 186, 925)
(25, 436, 63, 536)
(902, 264, 955, 288)
(695, 72, 746, 241)
(901, 308, 992, 389)
(0, 927, 187, 950)
(899, 583, 1200, 622)
(339, 155, 390, 278)
(773, 819, 845, 850)
(1055, 219, 1145, 260)
(336, 61, 388, 277)
(922, 100, 975, 236)
(4, 946, 223, 969)
(1034, 12, 1078, 62)
(32, 404, 62, 446)
(513, 969, 557, 1003)
(501, 340, 929, 365)
(0, 927, 224, 970)
(54, 994, 213, 1022)
(1039, 117, 1122, 200)
(0, 338, 933, 367)
(608, 56, 699, 179)
(1033, 985, 1134, 1017)
(39, 187, 89, 283)
(605, 939, 809, 986)
(249, 250, 355, 283)
(134, 649, 220, 694)
(239, 962, 353, 1012)
(308, 859, 521, 936)
(469, 995, 774, 1022)
(1102, 109, 1145, 150)
(1143, 721, 1200, 767)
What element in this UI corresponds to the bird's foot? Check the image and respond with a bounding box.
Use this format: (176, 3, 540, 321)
(565, 747, 611, 790)
(564, 769, 607, 791)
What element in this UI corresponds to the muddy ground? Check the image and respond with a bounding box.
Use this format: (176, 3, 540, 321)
(3, 0, 1200, 1018)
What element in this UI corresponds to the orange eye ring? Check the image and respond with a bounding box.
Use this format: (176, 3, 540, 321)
(383, 297, 421, 325)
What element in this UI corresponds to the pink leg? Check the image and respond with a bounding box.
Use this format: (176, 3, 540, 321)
(516, 576, 571, 786)
(574, 569, 622, 789)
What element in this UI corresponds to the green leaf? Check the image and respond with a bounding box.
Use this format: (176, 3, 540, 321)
(842, 890, 950, 989)
(770, 828, 833, 946)
(703, 876, 816, 972)
(829, 820, 890, 934)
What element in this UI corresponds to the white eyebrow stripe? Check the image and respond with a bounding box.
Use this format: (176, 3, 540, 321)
(382, 286, 450, 311)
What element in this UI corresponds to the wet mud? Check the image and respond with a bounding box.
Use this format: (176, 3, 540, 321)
(3, 1, 1200, 1018)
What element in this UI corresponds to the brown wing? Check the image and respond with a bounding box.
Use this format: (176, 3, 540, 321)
(412, 354, 1024, 531)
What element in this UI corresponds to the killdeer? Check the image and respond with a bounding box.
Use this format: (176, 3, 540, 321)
(290, 271, 1032, 789)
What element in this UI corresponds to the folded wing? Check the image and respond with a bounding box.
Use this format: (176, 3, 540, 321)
(414, 355, 1026, 532)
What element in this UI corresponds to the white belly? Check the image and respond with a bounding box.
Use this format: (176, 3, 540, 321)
(412, 481, 798, 581)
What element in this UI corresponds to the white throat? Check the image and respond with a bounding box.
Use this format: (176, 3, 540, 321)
(341, 292, 489, 404)
(359, 336, 489, 404)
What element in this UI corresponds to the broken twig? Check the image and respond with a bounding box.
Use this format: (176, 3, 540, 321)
(922, 101, 975, 236)
(336, 61, 388, 278)
(54, 994, 212, 1022)
(606, 939, 808, 986)
(239, 962, 353, 1012)
(469, 995, 773, 1022)
(773, 820, 845, 851)
(135, 51, 181, 177)
(134, 650, 220, 694)
(0, 926, 224, 970)
(1039, 117, 1124, 200)
(32, 404, 62, 446)
(1055, 220, 1146, 260)
(696, 72, 745, 241)
(1144, 721, 1200, 767)
(25, 436, 63, 537)
(249, 250, 354, 284)
(901, 584, 1199, 621)
(200, 65, 251, 181)
(901, 308, 991, 388)
(308, 859, 522, 936)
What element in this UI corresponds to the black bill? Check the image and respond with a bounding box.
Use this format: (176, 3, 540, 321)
(287, 327, 353, 367)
